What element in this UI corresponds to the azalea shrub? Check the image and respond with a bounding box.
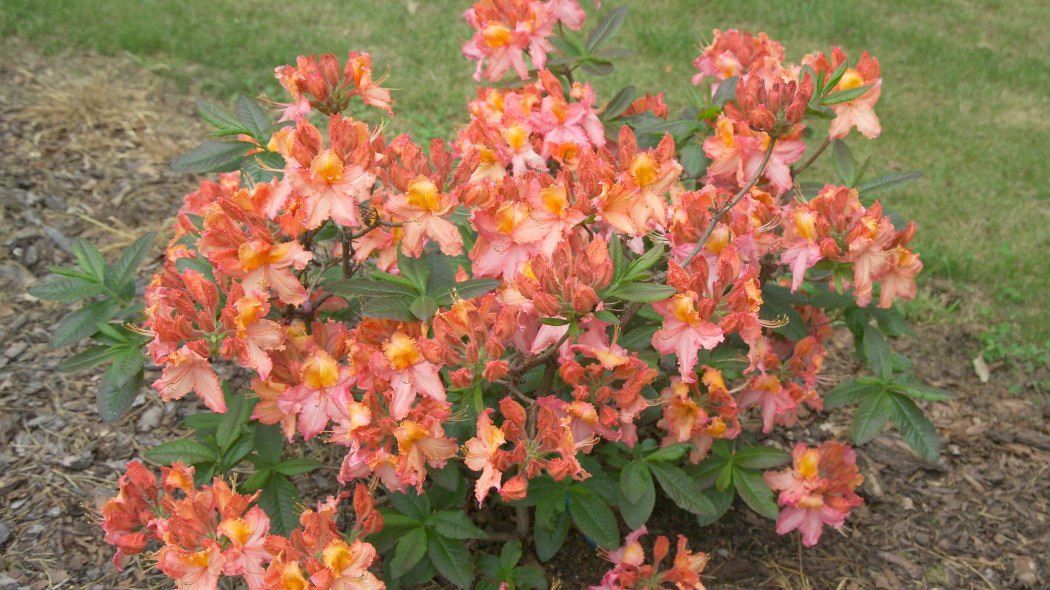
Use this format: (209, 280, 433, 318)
(33, 2, 956, 589)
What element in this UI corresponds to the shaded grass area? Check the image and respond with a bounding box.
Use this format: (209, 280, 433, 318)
(4, 0, 1048, 345)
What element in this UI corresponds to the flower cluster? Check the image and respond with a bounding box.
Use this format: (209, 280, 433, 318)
(764, 441, 864, 546)
(591, 527, 709, 590)
(99, 462, 384, 590)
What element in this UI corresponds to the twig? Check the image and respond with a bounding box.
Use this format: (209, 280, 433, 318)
(791, 137, 830, 180)
(509, 330, 572, 374)
(680, 138, 778, 267)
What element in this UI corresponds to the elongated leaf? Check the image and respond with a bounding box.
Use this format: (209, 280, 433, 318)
(145, 439, 218, 465)
(760, 284, 808, 341)
(58, 345, 120, 372)
(29, 276, 104, 302)
(645, 443, 692, 463)
(197, 100, 245, 133)
(512, 565, 549, 590)
(396, 248, 430, 293)
(694, 484, 734, 526)
(71, 239, 106, 283)
(586, 5, 628, 51)
(240, 468, 271, 492)
(184, 413, 224, 430)
(533, 502, 569, 562)
(732, 446, 791, 470)
(427, 529, 474, 589)
(274, 458, 323, 475)
(624, 244, 665, 281)
(258, 473, 301, 536)
(388, 490, 431, 521)
(391, 527, 428, 577)
(567, 487, 619, 548)
(867, 306, 915, 337)
(618, 465, 655, 530)
(822, 83, 876, 105)
(822, 60, 849, 95)
(711, 76, 739, 107)
(732, 468, 779, 520)
(862, 323, 894, 380)
(372, 269, 421, 290)
(217, 387, 246, 451)
(444, 278, 501, 303)
(361, 297, 419, 322)
(604, 85, 637, 119)
(680, 143, 705, 178)
(171, 140, 253, 173)
(894, 381, 957, 401)
(609, 237, 626, 283)
(832, 140, 857, 186)
(222, 434, 255, 468)
(324, 278, 417, 298)
(619, 460, 650, 504)
(824, 379, 883, 408)
(850, 390, 892, 444)
(175, 256, 216, 282)
(97, 363, 143, 422)
(649, 462, 716, 516)
(254, 422, 284, 465)
(580, 59, 615, 76)
(500, 540, 523, 571)
(610, 283, 676, 302)
(888, 393, 941, 461)
(410, 296, 440, 321)
(236, 96, 272, 139)
(857, 171, 923, 195)
(430, 510, 487, 539)
(52, 299, 118, 348)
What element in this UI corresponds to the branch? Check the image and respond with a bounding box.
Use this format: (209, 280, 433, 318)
(509, 330, 572, 374)
(680, 138, 778, 268)
(791, 137, 830, 180)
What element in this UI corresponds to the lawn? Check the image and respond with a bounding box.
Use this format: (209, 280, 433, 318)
(4, 0, 1048, 347)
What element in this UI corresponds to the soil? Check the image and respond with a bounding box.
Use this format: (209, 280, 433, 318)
(1, 41, 1047, 590)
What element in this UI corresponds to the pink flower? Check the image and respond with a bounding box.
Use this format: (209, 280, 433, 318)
(154, 345, 225, 413)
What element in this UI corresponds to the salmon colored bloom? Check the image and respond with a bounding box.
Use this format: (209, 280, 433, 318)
(464, 409, 507, 504)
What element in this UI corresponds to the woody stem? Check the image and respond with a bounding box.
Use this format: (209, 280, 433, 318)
(680, 137, 778, 268)
(791, 137, 830, 180)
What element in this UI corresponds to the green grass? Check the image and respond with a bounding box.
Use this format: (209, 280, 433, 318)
(4, 0, 1049, 344)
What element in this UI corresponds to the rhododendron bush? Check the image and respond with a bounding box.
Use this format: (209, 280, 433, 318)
(32, 2, 956, 589)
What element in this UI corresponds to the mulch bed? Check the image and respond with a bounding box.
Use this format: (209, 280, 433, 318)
(1, 40, 1046, 590)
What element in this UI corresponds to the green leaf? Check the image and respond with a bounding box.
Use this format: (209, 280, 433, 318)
(254, 422, 284, 465)
(759, 284, 808, 342)
(863, 323, 894, 379)
(592, 310, 619, 325)
(609, 283, 676, 302)
(197, 100, 246, 134)
(733, 446, 791, 470)
(391, 527, 428, 577)
(28, 276, 104, 302)
(361, 296, 419, 322)
(888, 392, 941, 461)
(645, 442, 692, 463)
(236, 96, 272, 140)
(57, 345, 120, 372)
(500, 540, 523, 571)
(427, 529, 474, 589)
(619, 460, 650, 504)
(604, 85, 637, 119)
(97, 363, 143, 422)
(257, 473, 301, 536)
(274, 458, 323, 475)
(822, 60, 849, 95)
(512, 566, 549, 590)
(478, 554, 502, 581)
(388, 489, 431, 521)
(624, 244, 665, 281)
(222, 434, 255, 468)
(537, 317, 570, 326)
(609, 237, 626, 283)
(52, 299, 118, 348)
(694, 484, 734, 526)
(410, 296, 440, 321)
(240, 468, 271, 492)
(832, 140, 857, 186)
(732, 468, 779, 520)
(216, 386, 246, 451)
(586, 5, 628, 52)
(857, 171, 923, 195)
(372, 269, 421, 290)
(679, 143, 705, 178)
(893, 381, 957, 402)
(567, 486, 619, 548)
(325, 278, 417, 298)
(867, 306, 915, 337)
(534, 504, 570, 562)
(430, 510, 487, 539)
(822, 83, 876, 105)
(690, 455, 728, 490)
(850, 390, 893, 445)
(579, 59, 615, 76)
(109, 232, 156, 290)
(71, 238, 106, 283)
(715, 463, 734, 491)
(649, 462, 716, 516)
(183, 412, 223, 430)
(170, 140, 253, 173)
(548, 35, 580, 57)
(396, 248, 430, 293)
(425, 253, 457, 295)
(145, 439, 218, 465)
(443, 278, 501, 304)
(618, 465, 655, 530)
(174, 256, 216, 282)
(824, 379, 883, 408)
(711, 76, 739, 107)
